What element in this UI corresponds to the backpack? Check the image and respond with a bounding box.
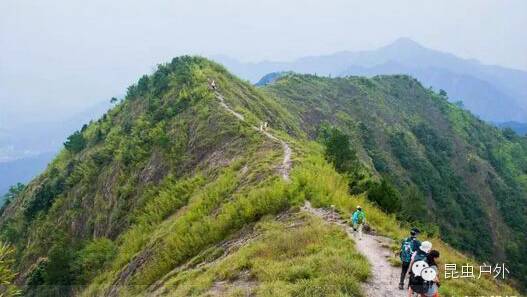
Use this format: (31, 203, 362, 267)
(400, 237, 414, 263)
(409, 251, 432, 294)
(356, 211, 365, 224)
(409, 274, 431, 294)
(413, 250, 427, 262)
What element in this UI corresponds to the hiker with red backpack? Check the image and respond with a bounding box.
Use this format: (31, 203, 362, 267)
(399, 228, 421, 289)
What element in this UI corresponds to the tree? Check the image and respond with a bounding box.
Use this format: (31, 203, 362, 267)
(64, 131, 86, 153)
(0, 242, 21, 296)
(42, 239, 75, 296)
(454, 100, 464, 108)
(400, 185, 428, 222)
(137, 75, 150, 94)
(1, 183, 25, 205)
(367, 178, 401, 213)
(319, 125, 358, 173)
(73, 238, 116, 284)
(110, 97, 118, 103)
(502, 127, 517, 141)
(94, 129, 104, 143)
(439, 89, 448, 98)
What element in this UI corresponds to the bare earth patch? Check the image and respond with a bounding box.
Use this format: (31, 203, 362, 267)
(206, 270, 257, 297)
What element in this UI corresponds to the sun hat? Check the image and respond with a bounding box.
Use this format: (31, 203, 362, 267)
(410, 228, 420, 236)
(420, 241, 432, 253)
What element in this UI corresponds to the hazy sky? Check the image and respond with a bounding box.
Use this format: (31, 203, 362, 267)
(1, 0, 526, 125)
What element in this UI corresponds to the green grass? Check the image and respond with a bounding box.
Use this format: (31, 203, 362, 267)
(265, 73, 527, 288)
(158, 213, 369, 297)
(2, 57, 523, 297)
(292, 145, 520, 297)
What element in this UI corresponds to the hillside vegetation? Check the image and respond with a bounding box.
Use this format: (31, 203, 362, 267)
(0, 57, 523, 296)
(263, 73, 527, 287)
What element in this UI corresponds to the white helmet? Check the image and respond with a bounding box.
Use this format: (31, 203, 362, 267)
(419, 241, 432, 253)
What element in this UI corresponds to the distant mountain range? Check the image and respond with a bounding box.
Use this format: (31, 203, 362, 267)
(0, 100, 112, 198)
(3, 39, 526, 200)
(496, 121, 527, 136)
(213, 38, 527, 124)
(0, 152, 54, 203)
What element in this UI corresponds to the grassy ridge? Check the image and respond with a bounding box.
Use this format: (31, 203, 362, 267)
(295, 151, 519, 296)
(158, 213, 370, 297)
(0, 57, 290, 296)
(264, 73, 527, 286)
(0, 57, 522, 296)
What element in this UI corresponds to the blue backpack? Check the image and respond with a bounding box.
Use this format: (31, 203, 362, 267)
(400, 237, 415, 263)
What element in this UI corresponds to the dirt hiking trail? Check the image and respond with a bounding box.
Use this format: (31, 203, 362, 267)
(215, 91, 292, 181)
(302, 201, 408, 297)
(216, 88, 405, 296)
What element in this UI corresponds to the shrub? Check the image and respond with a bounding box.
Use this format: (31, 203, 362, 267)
(73, 238, 117, 284)
(64, 131, 86, 153)
(367, 179, 401, 213)
(24, 175, 65, 220)
(318, 125, 358, 173)
(0, 242, 20, 296)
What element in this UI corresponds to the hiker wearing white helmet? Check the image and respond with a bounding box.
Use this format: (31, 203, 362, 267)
(351, 206, 366, 240)
(407, 241, 432, 297)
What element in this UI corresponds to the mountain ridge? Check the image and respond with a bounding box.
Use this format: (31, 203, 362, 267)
(214, 38, 527, 123)
(0, 57, 524, 296)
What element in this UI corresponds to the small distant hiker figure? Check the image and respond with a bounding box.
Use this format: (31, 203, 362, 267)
(399, 228, 421, 290)
(263, 121, 268, 131)
(208, 79, 217, 90)
(259, 122, 264, 132)
(351, 206, 366, 240)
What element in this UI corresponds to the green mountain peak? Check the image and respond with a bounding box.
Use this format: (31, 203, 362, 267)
(0, 56, 524, 297)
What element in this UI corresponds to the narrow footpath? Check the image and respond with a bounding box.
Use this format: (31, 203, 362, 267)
(217, 89, 406, 296)
(215, 91, 292, 181)
(302, 201, 408, 297)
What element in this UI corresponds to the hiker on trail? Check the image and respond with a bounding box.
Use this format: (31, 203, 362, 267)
(399, 228, 422, 289)
(351, 206, 366, 240)
(407, 241, 432, 297)
(263, 121, 268, 131)
(208, 78, 217, 90)
(423, 250, 440, 297)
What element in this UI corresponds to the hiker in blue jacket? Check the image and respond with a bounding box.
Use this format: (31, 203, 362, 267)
(399, 228, 421, 289)
(351, 206, 366, 240)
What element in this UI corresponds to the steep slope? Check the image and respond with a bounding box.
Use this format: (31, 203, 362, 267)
(0, 57, 522, 297)
(0, 57, 300, 296)
(263, 73, 527, 286)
